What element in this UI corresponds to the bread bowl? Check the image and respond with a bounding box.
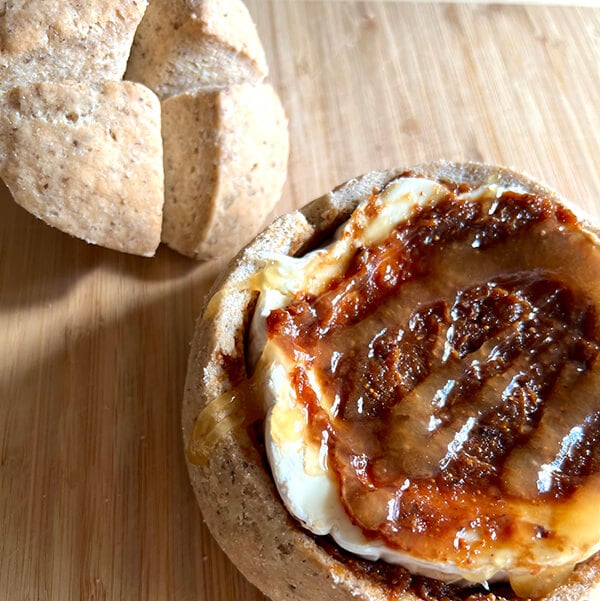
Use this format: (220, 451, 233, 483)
(183, 161, 600, 601)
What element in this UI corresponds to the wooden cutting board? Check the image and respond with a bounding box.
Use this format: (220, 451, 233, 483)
(1, 2, 599, 600)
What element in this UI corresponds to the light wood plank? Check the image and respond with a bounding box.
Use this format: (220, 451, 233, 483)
(0, 2, 598, 600)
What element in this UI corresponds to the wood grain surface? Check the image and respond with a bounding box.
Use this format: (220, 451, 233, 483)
(1, 2, 599, 600)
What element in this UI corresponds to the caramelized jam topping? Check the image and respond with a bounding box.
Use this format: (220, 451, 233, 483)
(266, 187, 600, 565)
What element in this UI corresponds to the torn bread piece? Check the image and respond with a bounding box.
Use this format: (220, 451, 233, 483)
(0, 81, 164, 256)
(125, 0, 268, 100)
(160, 81, 288, 260)
(0, 1, 148, 92)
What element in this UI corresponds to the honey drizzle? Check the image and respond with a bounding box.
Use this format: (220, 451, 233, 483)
(187, 377, 263, 466)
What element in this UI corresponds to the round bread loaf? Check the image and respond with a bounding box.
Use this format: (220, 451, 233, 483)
(182, 161, 600, 601)
(0, 0, 288, 259)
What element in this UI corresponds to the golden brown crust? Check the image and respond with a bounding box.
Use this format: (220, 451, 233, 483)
(183, 162, 600, 601)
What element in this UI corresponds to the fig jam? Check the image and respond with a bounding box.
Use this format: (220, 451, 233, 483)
(266, 183, 600, 564)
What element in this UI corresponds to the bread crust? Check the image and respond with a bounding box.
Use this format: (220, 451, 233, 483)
(183, 161, 600, 601)
(125, 0, 268, 100)
(0, 81, 164, 256)
(0, 0, 283, 259)
(160, 82, 289, 260)
(0, 0, 148, 92)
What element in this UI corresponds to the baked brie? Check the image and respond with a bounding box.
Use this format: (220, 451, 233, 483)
(183, 162, 600, 601)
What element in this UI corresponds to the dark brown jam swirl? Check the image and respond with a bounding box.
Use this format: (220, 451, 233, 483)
(267, 182, 600, 568)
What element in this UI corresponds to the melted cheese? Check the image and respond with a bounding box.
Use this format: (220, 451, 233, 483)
(248, 177, 600, 596)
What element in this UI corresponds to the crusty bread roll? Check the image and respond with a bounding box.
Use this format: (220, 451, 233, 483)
(160, 82, 289, 260)
(0, 0, 287, 259)
(125, 0, 268, 100)
(0, 81, 164, 256)
(182, 161, 600, 601)
(0, 0, 148, 92)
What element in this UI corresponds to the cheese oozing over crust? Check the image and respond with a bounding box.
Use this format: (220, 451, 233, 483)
(249, 176, 600, 597)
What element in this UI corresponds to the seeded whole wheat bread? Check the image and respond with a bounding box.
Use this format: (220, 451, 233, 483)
(182, 161, 600, 601)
